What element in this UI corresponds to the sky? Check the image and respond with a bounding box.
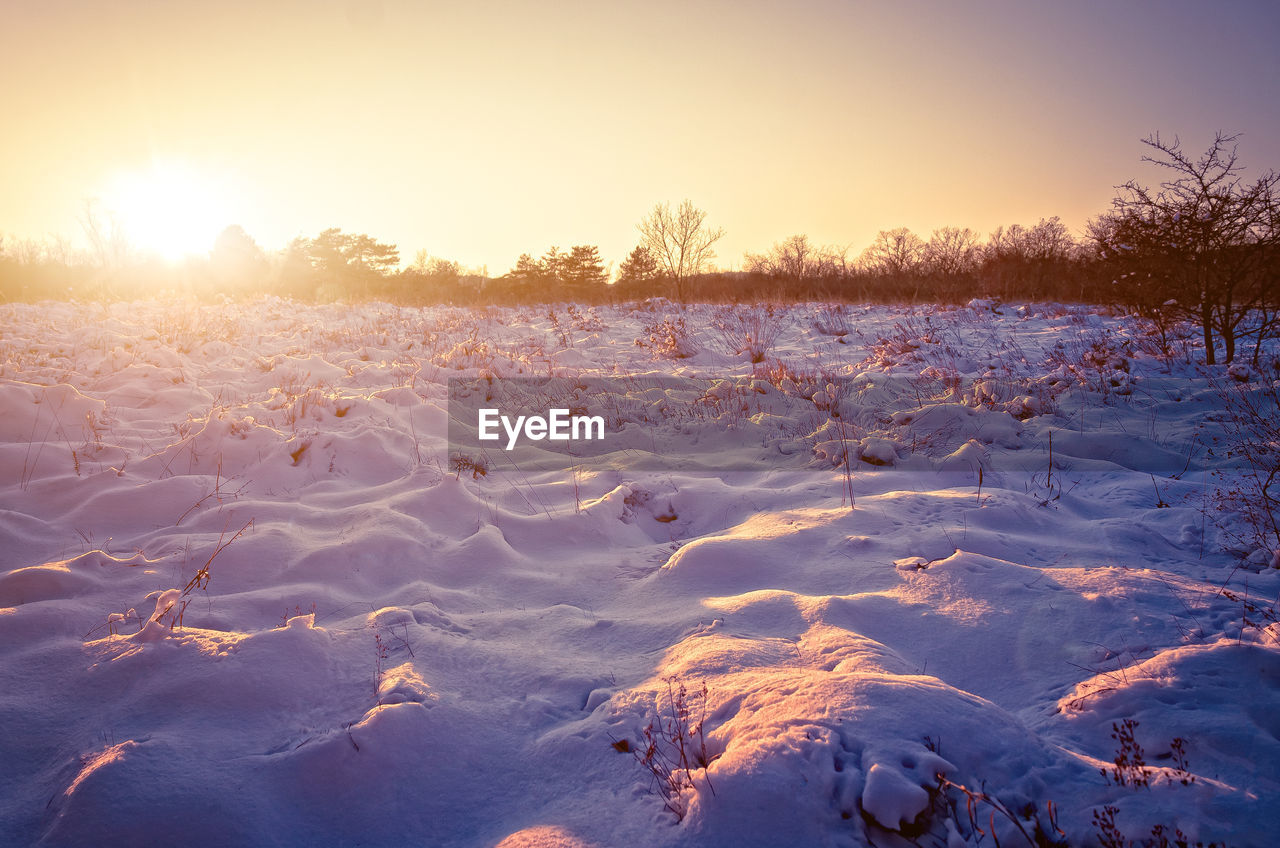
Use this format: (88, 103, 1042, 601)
(3, 0, 1279, 275)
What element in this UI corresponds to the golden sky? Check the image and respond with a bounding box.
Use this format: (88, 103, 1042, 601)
(3, 0, 1278, 273)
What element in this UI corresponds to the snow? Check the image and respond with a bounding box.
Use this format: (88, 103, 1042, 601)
(861, 762, 932, 830)
(0, 297, 1277, 846)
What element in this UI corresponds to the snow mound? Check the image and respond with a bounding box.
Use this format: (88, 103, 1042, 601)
(1, 299, 1274, 847)
(494, 825, 601, 848)
(892, 402, 1023, 450)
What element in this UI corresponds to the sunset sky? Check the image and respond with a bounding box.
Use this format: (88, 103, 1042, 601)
(3, 0, 1278, 274)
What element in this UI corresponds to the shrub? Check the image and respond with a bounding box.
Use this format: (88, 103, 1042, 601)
(616, 679, 717, 820)
(1101, 718, 1151, 788)
(449, 453, 489, 479)
(712, 304, 786, 362)
(635, 316, 698, 359)
(1208, 375, 1280, 565)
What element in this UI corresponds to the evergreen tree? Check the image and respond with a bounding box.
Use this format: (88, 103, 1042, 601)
(617, 245, 661, 285)
(560, 244, 608, 292)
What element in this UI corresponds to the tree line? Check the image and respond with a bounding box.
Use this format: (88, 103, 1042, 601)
(2, 133, 1276, 363)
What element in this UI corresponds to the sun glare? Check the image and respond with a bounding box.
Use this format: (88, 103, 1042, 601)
(104, 162, 232, 261)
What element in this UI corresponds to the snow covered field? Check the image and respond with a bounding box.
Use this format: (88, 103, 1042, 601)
(1, 298, 1277, 847)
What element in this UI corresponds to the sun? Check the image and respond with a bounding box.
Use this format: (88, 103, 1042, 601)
(103, 161, 233, 261)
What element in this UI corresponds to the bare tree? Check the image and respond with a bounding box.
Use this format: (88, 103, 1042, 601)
(637, 200, 724, 301)
(982, 217, 1077, 298)
(744, 234, 850, 282)
(1023, 216, 1075, 262)
(1091, 132, 1279, 364)
(987, 218, 1073, 265)
(922, 226, 981, 276)
(79, 198, 132, 270)
(859, 227, 925, 276)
